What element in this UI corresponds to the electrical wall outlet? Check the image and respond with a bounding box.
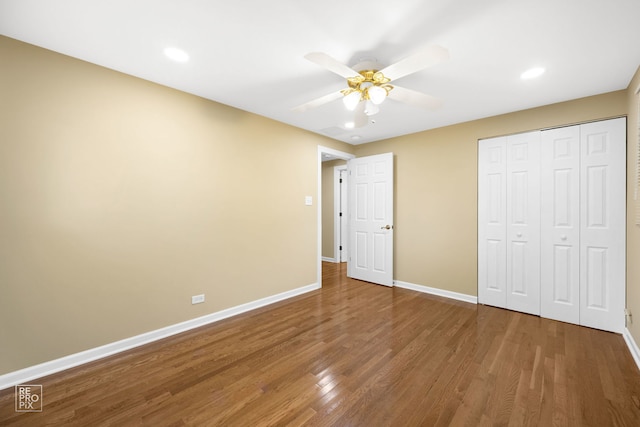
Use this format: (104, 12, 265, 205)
(191, 294, 205, 305)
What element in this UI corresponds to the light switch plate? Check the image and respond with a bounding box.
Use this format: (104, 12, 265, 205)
(305, 196, 313, 206)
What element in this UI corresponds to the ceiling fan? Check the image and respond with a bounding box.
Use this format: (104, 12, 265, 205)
(293, 45, 449, 128)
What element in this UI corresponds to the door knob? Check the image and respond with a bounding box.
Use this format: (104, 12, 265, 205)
(516, 232, 522, 238)
(381, 225, 393, 230)
(560, 235, 567, 241)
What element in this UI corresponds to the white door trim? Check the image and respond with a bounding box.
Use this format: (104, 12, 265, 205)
(318, 146, 355, 287)
(334, 165, 348, 263)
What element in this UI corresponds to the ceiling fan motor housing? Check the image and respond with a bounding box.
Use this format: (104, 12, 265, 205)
(341, 70, 394, 104)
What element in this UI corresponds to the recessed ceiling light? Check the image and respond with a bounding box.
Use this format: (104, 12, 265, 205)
(344, 122, 355, 129)
(351, 135, 362, 141)
(164, 47, 189, 63)
(521, 67, 545, 80)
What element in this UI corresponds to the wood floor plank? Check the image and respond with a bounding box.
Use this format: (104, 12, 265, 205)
(1, 261, 640, 426)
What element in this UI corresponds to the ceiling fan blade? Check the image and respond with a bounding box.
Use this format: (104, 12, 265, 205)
(379, 45, 449, 81)
(388, 85, 443, 110)
(304, 52, 360, 79)
(292, 90, 343, 112)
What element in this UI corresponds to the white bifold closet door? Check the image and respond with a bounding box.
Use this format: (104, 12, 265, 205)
(478, 131, 540, 315)
(579, 119, 626, 332)
(540, 125, 581, 324)
(478, 137, 507, 308)
(479, 117, 625, 333)
(506, 132, 541, 315)
(541, 118, 626, 332)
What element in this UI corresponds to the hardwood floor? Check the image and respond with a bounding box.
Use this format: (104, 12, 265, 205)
(1, 262, 640, 426)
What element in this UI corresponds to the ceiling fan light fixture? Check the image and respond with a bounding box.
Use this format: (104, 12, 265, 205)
(343, 91, 361, 111)
(367, 85, 387, 105)
(297, 47, 448, 123)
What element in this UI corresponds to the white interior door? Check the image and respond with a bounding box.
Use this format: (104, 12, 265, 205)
(478, 137, 507, 307)
(506, 132, 541, 315)
(347, 153, 394, 286)
(540, 125, 581, 324)
(579, 118, 626, 333)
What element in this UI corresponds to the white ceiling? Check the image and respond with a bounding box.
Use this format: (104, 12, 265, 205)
(1, 0, 639, 145)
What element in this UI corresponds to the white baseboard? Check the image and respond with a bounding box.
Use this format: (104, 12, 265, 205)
(0, 282, 320, 391)
(394, 280, 478, 305)
(623, 327, 640, 373)
(321, 257, 337, 263)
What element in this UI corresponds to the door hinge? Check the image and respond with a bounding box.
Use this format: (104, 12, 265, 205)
(339, 246, 342, 251)
(339, 178, 343, 183)
(339, 212, 342, 217)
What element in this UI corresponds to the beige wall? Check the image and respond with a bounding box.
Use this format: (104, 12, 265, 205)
(354, 91, 627, 296)
(0, 36, 353, 374)
(321, 160, 347, 259)
(627, 65, 640, 344)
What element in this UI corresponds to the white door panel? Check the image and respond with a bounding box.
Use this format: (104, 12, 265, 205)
(579, 118, 626, 333)
(348, 153, 394, 286)
(479, 132, 540, 313)
(541, 125, 581, 324)
(478, 137, 507, 307)
(506, 132, 540, 315)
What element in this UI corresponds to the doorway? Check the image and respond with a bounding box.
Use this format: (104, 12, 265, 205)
(317, 146, 354, 287)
